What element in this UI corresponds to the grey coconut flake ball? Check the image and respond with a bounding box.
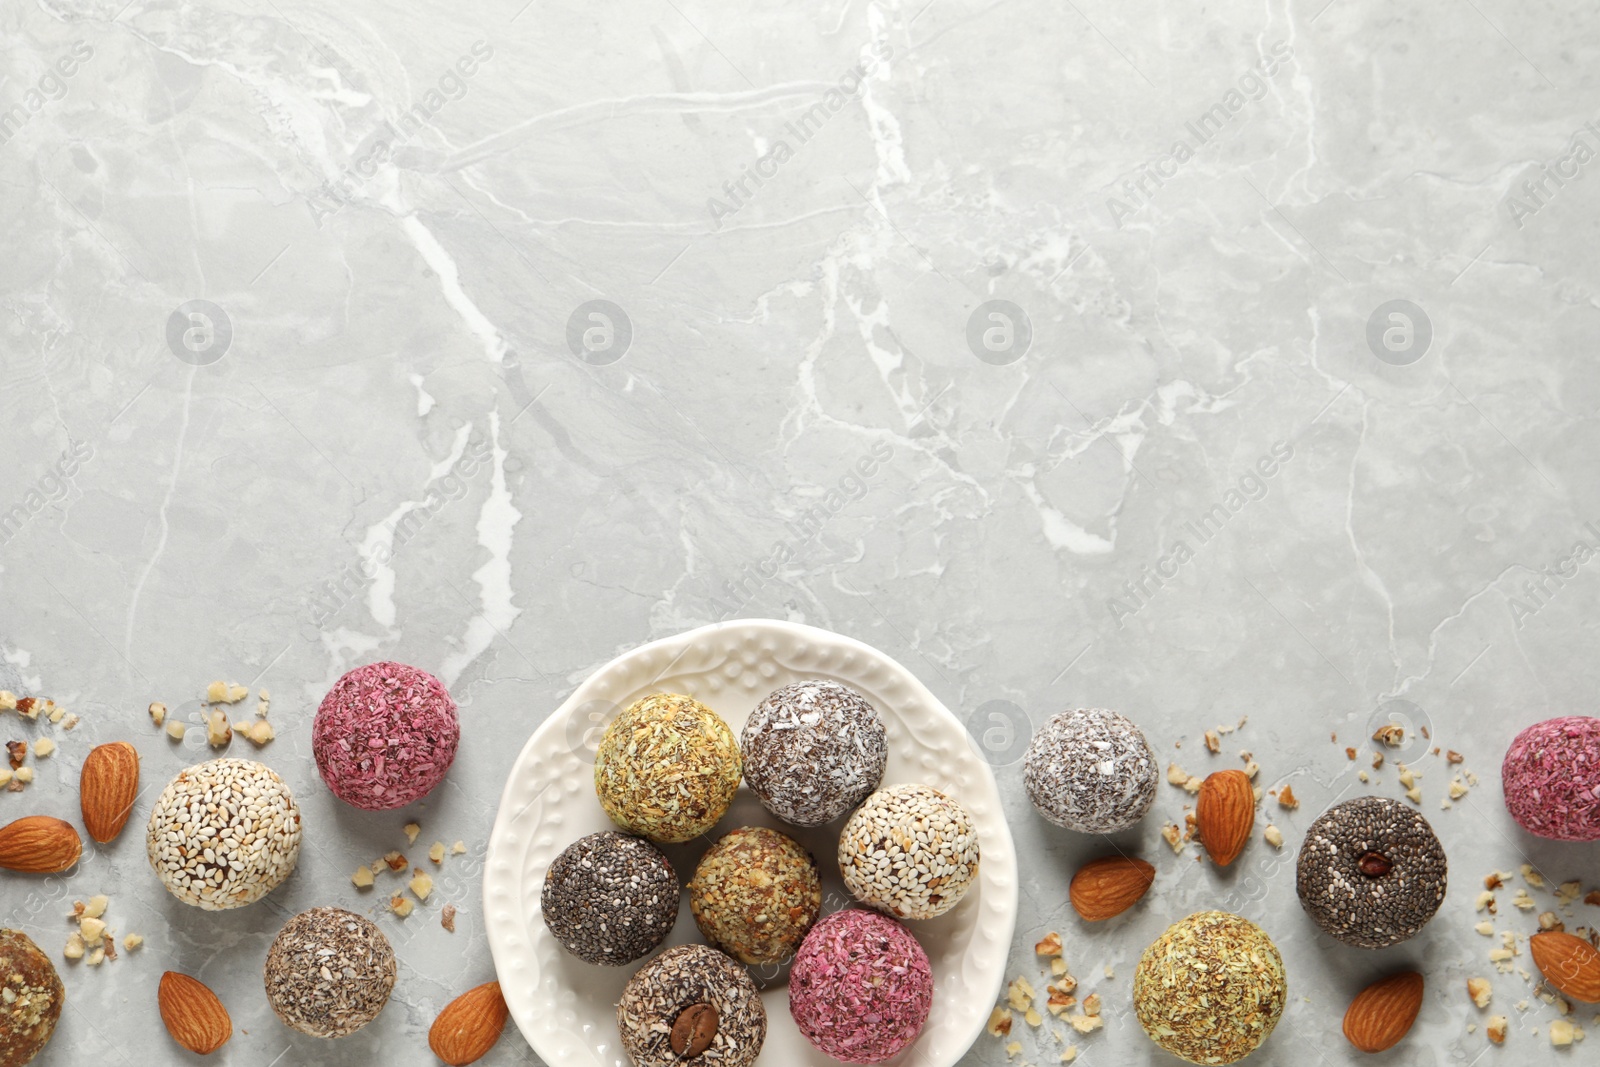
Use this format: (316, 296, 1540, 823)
(1022, 708, 1157, 833)
(741, 679, 887, 827)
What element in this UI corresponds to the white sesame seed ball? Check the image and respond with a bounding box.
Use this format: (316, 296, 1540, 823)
(144, 758, 303, 911)
(838, 783, 980, 920)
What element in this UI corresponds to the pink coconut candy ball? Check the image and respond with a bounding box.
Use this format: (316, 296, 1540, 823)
(1501, 716, 1600, 841)
(313, 662, 460, 811)
(789, 909, 933, 1064)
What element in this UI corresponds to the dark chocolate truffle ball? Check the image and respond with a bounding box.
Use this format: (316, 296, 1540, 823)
(1023, 708, 1157, 833)
(689, 826, 821, 965)
(263, 908, 396, 1038)
(542, 831, 680, 965)
(1296, 796, 1447, 948)
(616, 944, 766, 1067)
(741, 680, 887, 827)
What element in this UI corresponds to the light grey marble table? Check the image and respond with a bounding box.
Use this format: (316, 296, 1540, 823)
(3, 0, 1598, 1064)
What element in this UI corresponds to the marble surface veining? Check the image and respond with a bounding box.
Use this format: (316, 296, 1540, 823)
(3, 0, 1599, 1064)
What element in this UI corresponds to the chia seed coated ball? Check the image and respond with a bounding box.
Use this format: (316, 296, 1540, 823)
(1133, 911, 1287, 1065)
(838, 783, 980, 920)
(1501, 716, 1600, 841)
(313, 661, 459, 811)
(789, 909, 933, 1064)
(689, 826, 822, 966)
(145, 759, 302, 910)
(594, 694, 741, 844)
(0, 929, 63, 1067)
(1295, 796, 1448, 948)
(263, 908, 396, 1038)
(1022, 708, 1157, 834)
(616, 944, 766, 1067)
(740, 680, 887, 827)
(541, 831, 680, 966)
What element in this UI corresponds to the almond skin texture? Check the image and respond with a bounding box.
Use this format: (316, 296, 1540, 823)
(1195, 770, 1254, 867)
(1530, 931, 1600, 1003)
(429, 981, 508, 1066)
(1343, 971, 1424, 1053)
(0, 816, 83, 873)
(80, 741, 140, 843)
(158, 971, 232, 1055)
(1069, 855, 1156, 921)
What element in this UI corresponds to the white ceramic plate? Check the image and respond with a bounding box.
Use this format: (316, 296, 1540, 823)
(484, 619, 1018, 1067)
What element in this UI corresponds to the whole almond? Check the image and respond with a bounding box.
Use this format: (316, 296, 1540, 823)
(1195, 769, 1254, 866)
(1069, 855, 1156, 921)
(158, 971, 232, 1055)
(80, 741, 140, 843)
(429, 981, 509, 1066)
(1343, 971, 1424, 1053)
(1530, 931, 1600, 1003)
(0, 815, 83, 873)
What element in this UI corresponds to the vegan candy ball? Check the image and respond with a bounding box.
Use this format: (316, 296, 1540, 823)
(689, 826, 822, 966)
(789, 909, 933, 1064)
(740, 680, 887, 827)
(1296, 796, 1447, 948)
(616, 944, 766, 1067)
(1133, 911, 1287, 1065)
(541, 831, 679, 966)
(313, 661, 460, 811)
(594, 693, 741, 844)
(0, 929, 63, 1067)
(263, 908, 396, 1038)
(1501, 716, 1600, 841)
(146, 758, 302, 910)
(1023, 708, 1157, 834)
(838, 783, 979, 920)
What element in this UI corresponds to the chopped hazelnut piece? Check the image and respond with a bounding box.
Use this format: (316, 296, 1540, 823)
(13, 767, 33, 784)
(986, 1006, 1013, 1037)
(1276, 784, 1298, 809)
(389, 894, 414, 918)
(383, 851, 407, 871)
(166, 720, 186, 741)
(1487, 1015, 1508, 1044)
(1082, 993, 1101, 1017)
(205, 709, 232, 747)
(1263, 825, 1284, 848)
(1034, 932, 1062, 957)
(1372, 723, 1405, 747)
(403, 822, 421, 845)
(1549, 1019, 1578, 1046)
(33, 738, 54, 758)
(1050, 957, 1067, 976)
(1468, 977, 1493, 1008)
(244, 720, 274, 745)
(63, 933, 85, 960)
(148, 702, 167, 726)
(352, 866, 375, 889)
(451, 841, 466, 855)
(409, 869, 433, 902)
(1538, 911, 1564, 932)
(122, 934, 143, 952)
(1166, 762, 1188, 786)
(428, 841, 446, 864)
